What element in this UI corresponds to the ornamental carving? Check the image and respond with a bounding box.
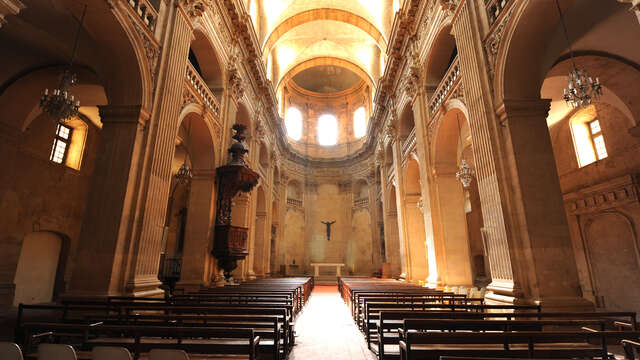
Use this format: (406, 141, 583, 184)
(403, 65, 421, 101)
(484, 6, 515, 80)
(181, 0, 211, 18)
(182, 87, 198, 108)
(439, 0, 459, 15)
(228, 64, 245, 103)
(128, 13, 161, 90)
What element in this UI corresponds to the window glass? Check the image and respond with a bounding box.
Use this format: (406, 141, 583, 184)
(285, 107, 302, 141)
(318, 114, 338, 146)
(50, 123, 72, 164)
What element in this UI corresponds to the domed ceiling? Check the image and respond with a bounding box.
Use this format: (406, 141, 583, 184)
(292, 65, 361, 93)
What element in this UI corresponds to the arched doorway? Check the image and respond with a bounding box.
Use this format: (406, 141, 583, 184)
(171, 110, 217, 289)
(13, 232, 64, 305)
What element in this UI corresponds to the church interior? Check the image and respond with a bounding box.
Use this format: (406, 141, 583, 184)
(1, 0, 640, 359)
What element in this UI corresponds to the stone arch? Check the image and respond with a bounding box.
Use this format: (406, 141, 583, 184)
(398, 104, 415, 141)
(431, 107, 474, 286)
(276, 56, 375, 95)
(423, 20, 457, 90)
(190, 27, 225, 100)
(0, 66, 108, 132)
(170, 109, 218, 287)
(542, 55, 640, 128)
(496, 0, 638, 101)
(583, 211, 640, 313)
(262, 8, 387, 61)
(13, 231, 69, 305)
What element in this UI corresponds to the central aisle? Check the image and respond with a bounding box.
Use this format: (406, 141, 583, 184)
(290, 285, 377, 360)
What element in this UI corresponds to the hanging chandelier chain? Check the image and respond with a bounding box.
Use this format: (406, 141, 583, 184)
(554, 0, 603, 109)
(69, 5, 88, 67)
(554, 0, 577, 69)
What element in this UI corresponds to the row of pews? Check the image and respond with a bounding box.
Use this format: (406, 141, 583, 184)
(339, 277, 640, 360)
(12, 277, 313, 360)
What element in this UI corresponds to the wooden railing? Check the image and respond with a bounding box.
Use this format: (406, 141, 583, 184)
(428, 57, 460, 115)
(287, 198, 302, 208)
(185, 62, 221, 116)
(125, 0, 158, 33)
(354, 198, 369, 208)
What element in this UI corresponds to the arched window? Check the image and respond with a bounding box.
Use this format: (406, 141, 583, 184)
(285, 107, 302, 141)
(353, 106, 367, 139)
(318, 114, 338, 146)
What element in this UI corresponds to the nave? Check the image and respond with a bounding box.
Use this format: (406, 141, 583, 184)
(288, 286, 376, 360)
(4, 276, 640, 360)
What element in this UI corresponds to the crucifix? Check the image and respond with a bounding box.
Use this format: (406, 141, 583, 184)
(321, 220, 336, 241)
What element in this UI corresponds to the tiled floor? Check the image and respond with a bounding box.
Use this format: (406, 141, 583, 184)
(289, 286, 377, 360)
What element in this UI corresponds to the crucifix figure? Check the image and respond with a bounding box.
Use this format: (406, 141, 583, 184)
(321, 220, 336, 241)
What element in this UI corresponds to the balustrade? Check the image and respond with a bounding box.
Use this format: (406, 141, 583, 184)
(287, 198, 302, 207)
(428, 57, 460, 116)
(402, 127, 416, 158)
(185, 62, 221, 116)
(354, 198, 369, 208)
(125, 0, 158, 33)
(486, 0, 512, 28)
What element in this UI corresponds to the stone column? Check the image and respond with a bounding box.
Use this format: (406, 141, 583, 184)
(252, 210, 267, 277)
(67, 105, 149, 296)
(454, 0, 591, 309)
(452, 0, 516, 300)
(391, 137, 411, 280)
(412, 93, 441, 285)
(403, 194, 429, 282)
(178, 169, 216, 291)
(432, 169, 473, 286)
(496, 99, 590, 309)
(0, 0, 24, 28)
(124, 4, 194, 295)
(231, 192, 252, 280)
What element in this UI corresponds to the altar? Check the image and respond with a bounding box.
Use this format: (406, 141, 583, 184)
(310, 263, 345, 284)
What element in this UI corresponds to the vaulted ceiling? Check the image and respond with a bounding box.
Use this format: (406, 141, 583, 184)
(247, 0, 398, 93)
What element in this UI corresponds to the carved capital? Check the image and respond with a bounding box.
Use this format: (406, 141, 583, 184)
(180, 0, 211, 19)
(228, 64, 245, 103)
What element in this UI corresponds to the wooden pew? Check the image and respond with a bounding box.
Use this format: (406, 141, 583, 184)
(364, 303, 541, 350)
(21, 322, 260, 360)
(82, 314, 283, 359)
(398, 330, 640, 360)
(374, 310, 636, 360)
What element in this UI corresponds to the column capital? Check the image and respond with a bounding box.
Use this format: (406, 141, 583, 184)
(495, 98, 551, 120)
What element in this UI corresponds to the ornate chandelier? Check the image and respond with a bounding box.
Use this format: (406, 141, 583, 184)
(456, 159, 474, 189)
(40, 70, 80, 121)
(455, 113, 474, 189)
(555, 0, 602, 108)
(40, 5, 86, 122)
(563, 67, 602, 108)
(175, 162, 193, 184)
